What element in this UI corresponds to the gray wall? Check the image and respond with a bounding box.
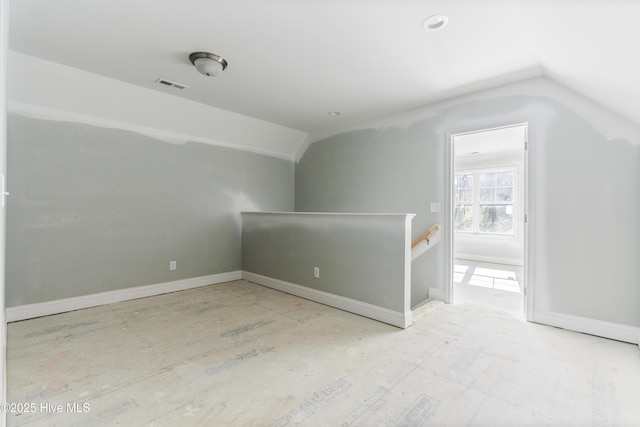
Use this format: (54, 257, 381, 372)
(296, 123, 442, 307)
(7, 114, 293, 307)
(296, 80, 640, 327)
(242, 212, 410, 313)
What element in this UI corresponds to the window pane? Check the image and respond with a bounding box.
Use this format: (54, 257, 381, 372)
(454, 174, 474, 204)
(480, 172, 496, 187)
(480, 187, 495, 201)
(496, 172, 513, 186)
(455, 189, 473, 203)
(479, 204, 513, 234)
(454, 205, 473, 232)
(480, 170, 514, 202)
(496, 187, 513, 201)
(455, 174, 473, 189)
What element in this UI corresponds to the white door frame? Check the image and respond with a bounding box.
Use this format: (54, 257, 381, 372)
(444, 122, 535, 321)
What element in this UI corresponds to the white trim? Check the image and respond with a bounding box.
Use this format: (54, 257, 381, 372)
(444, 129, 454, 304)
(447, 121, 532, 315)
(242, 271, 412, 329)
(453, 253, 523, 267)
(242, 211, 414, 217)
(523, 120, 534, 321)
(428, 287, 445, 301)
(403, 214, 415, 313)
(533, 310, 640, 345)
(6, 271, 242, 322)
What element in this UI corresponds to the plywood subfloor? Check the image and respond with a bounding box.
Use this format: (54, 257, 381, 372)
(7, 280, 640, 426)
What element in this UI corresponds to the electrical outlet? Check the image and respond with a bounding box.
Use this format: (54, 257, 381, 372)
(170, 260, 177, 271)
(313, 267, 320, 279)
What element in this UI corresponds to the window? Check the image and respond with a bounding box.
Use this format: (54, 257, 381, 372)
(454, 168, 515, 235)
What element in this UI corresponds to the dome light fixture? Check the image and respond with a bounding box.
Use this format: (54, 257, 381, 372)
(189, 52, 228, 77)
(422, 14, 449, 31)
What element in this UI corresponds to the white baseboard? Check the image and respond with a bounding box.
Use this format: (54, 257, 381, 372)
(242, 271, 411, 329)
(454, 253, 524, 267)
(6, 271, 242, 322)
(533, 310, 640, 345)
(428, 287, 445, 301)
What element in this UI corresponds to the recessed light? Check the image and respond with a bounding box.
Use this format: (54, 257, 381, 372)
(423, 14, 449, 31)
(328, 111, 341, 117)
(471, 151, 480, 155)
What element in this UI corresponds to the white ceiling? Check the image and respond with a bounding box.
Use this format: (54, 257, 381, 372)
(9, 0, 640, 136)
(454, 125, 526, 157)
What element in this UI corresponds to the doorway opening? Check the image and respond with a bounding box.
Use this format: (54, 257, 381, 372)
(447, 124, 529, 315)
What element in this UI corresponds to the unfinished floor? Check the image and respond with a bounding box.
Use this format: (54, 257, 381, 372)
(6, 280, 640, 426)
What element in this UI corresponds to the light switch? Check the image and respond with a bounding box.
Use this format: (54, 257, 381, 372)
(430, 203, 440, 213)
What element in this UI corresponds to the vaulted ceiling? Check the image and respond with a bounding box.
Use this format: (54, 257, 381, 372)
(9, 0, 640, 136)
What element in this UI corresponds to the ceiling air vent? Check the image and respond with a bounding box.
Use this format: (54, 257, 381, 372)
(155, 78, 189, 90)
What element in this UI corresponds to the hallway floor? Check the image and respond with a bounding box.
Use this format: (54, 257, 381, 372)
(454, 259, 524, 313)
(455, 259, 523, 293)
(6, 280, 640, 426)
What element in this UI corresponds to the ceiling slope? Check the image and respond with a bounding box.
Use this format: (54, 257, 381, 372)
(8, 0, 640, 137)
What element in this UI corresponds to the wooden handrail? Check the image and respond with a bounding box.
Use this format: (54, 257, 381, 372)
(411, 225, 440, 248)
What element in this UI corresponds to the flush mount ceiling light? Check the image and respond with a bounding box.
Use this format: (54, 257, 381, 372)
(328, 111, 341, 117)
(423, 14, 449, 30)
(189, 52, 228, 77)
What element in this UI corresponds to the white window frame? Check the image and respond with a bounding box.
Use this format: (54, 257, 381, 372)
(454, 166, 518, 237)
